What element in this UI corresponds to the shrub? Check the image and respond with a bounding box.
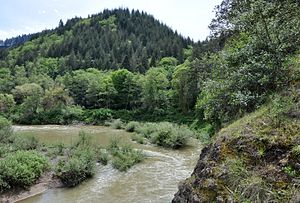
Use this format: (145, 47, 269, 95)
(0, 144, 11, 158)
(125, 121, 139, 132)
(135, 123, 156, 139)
(107, 139, 144, 171)
(86, 108, 113, 124)
(97, 150, 109, 165)
(112, 145, 144, 171)
(47, 143, 65, 157)
(56, 147, 95, 187)
(145, 122, 193, 148)
(0, 150, 49, 191)
(0, 116, 12, 143)
(62, 105, 84, 124)
(107, 138, 120, 156)
(131, 133, 144, 144)
(73, 131, 92, 148)
(110, 119, 123, 129)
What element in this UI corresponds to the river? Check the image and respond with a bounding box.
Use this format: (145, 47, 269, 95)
(13, 125, 201, 203)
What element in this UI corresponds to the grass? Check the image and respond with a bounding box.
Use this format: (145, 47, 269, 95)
(224, 158, 274, 202)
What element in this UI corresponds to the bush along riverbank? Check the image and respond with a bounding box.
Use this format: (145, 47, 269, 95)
(106, 119, 196, 149)
(0, 117, 147, 201)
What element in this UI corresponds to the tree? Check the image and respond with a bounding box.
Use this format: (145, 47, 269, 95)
(12, 83, 43, 105)
(142, 68, 170, 111)
(0, 68, 14, 93)
(0, 94, 15, 115)
(12, 83, 43, 123)
(172, 62, 197, 113)
(111, 69, 142, 109)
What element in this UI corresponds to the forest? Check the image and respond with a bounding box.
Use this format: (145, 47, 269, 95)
(1, 0, 300, 202)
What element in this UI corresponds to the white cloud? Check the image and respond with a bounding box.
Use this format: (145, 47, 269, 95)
(0, 25, 46, 40)
(53, 9, 59, 13)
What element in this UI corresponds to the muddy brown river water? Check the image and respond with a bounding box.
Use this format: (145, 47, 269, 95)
(13, 125, 202, 203)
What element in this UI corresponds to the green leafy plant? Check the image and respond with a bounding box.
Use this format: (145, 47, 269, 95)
(0, 150, 49, 191)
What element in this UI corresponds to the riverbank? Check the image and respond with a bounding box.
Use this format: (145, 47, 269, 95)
(0, 172, 62, 203)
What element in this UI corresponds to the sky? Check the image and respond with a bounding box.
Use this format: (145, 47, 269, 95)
(0, 0, 223, 42)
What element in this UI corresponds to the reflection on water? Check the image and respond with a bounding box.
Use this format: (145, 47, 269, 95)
(15, 125, 202, 203)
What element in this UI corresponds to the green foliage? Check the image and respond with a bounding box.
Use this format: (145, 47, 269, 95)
(0, 94, 15, 116)
(142, 68, 170, 111)
(150, 122, 193, 148)
(111, 144, 144, 172)
(135, 123, 157, 139)
(194, 123, 215, 144)
(12, 83, 44, 124)
(172, 62, 198, 113)
(84, 108, 113, 124)
(73, 131, 92, 148)
(106, 139, 145, 171)
(111, 69, 142, 109)
(12, 135, 39, 150)
(56, 147, 95, 187)
(0, 116, 12, 143)
(0, 150, 49, 191)
(158, 57, 179, 67)
(131, 133, 144, 144)
(97, 150, 109, 165)
(110, 119, 124, 129)
(99, 15, 117, 31)
(125, 121, 139, 132)
(62, 105, 84, 124)
(135, 122, 193, 148)
(0, 68, 14, 93)
(0, 144, 11, 158)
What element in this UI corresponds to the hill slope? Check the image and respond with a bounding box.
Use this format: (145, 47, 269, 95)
(173, 82, 300, 202)
(0, 9, 191, 73)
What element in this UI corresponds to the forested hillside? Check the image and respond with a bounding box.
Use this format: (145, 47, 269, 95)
(0, 9, 191, 73)
(0, 9, 200, 125)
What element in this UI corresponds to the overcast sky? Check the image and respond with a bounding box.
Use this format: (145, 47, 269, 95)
(0, 0, 222, 41)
